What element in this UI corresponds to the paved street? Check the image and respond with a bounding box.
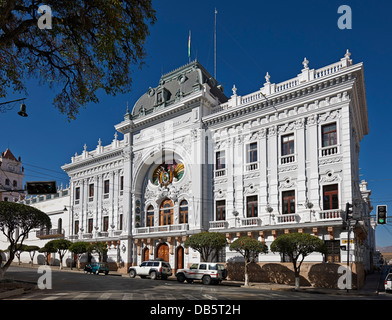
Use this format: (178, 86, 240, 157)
(3, 266, 392, 301)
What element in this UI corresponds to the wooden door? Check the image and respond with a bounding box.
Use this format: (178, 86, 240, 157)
(157, 243, 169, 262)
(176, 246, 184, 270)
(143, 248, 149, 262)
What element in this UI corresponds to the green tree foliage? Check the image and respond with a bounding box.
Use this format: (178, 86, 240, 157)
(0, 202, 51, 278)
(25, 245, 40, 265)
(270, 233, 326, 290)
(0, 0, 156, 119)
(69, 241, 90, 269)
(39, 241, 57, 266)
(88, 242, 108, 262)
(47, 239, 72, 269)
(184, 232, 227, 262)
(229, 236, 268, 287)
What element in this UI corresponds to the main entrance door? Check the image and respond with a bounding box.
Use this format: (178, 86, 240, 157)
(156, 243, 169, 262)
(176, 246, 184, 270)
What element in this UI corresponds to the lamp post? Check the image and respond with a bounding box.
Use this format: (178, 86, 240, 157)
(0, 98, 28, 117)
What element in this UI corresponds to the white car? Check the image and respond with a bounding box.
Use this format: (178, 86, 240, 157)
(128, 260, 172, 280)
(385, 273, 392, 292)
(175, 262, 227, 285)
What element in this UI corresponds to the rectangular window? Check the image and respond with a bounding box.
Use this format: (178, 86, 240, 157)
(246, 196, 258, 217)
(120, 176, 124, 191)
(103, 216, 109, 232)
(75, 187, 80, 200)
(322, 123, 337, 147)
(282, 190, 295, 214)
(74, 220, 79, 234)
(323, 184, 339, 210)
(216, 151, 226, 170)
(119, 214, 123, 230)
(325, 240, 341, 263)
(88, 218, 94, 233)
(216, 200, 226, 221)
(247, 142, 258, 163)
(281, 134, 294, 156)
(104, 180, 110, 194)
(89, 184, 94, 197)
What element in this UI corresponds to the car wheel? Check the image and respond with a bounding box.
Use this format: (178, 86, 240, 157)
(202, 275, 212, 285)
(177, 273, 185, 283)
(129, 270, 136, 278)
(150, 271, 157, 280)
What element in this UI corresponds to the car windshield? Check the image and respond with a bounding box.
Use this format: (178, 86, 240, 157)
(387, 274, 392, 281)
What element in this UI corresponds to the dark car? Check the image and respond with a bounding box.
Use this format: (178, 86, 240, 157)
(84, 262, 109, 275)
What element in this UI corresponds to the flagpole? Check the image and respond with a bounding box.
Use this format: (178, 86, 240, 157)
(214, 8, 217, 79)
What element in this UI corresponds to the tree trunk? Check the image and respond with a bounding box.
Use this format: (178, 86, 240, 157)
(294, 269, 300, 291)
(244, 261, 250, 287)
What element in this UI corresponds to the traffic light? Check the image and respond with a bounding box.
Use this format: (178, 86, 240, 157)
(377, 205, 387, 225)
(26, 181, 57, 195)
(345, 202, 353, 221)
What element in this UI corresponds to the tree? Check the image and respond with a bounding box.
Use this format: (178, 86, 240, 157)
(0, 0, 156, 119)
(39, 241, 56, 266)
(270, 233, 327, 290)
(69, 241, 90, 269)
(184, 232, 227, 262)
(48, 239, 72, 269)
(88, 242, 108, 263)
(11, 243, 28, 265)
(25, 245, 40, 266)
(0, 202, 51, 279)
(229, 236, 268, 287)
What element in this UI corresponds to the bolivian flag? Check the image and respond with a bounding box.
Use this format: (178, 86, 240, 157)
(188, 30, 191, 60)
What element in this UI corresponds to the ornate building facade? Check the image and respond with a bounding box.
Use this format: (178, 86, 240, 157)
(59, 50, 374, 276)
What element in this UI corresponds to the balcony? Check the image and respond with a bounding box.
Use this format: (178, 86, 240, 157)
(215, 169, 226, 177)
(209, 220, 228, 229)
(135, 223, 189, 235)
(276, 213, 300, 224)
(280, 154, 295, 165)
(240, 217, 261, 227)
(245, 162, 258, 171)
(320, 145, 339, 157)
(36, 228, 64, 239)
(319, 209, 342, 221)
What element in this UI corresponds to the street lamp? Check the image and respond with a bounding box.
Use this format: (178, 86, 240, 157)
(0, 98, 28, 117)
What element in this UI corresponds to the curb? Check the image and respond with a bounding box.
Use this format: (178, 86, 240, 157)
(0, 288, 25, 299)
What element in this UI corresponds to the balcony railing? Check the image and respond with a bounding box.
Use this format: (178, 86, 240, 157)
(209, 220, 228, 229)
(135, 223, 189, 235)
(280, 154, 295, 164)
(277, 213, 300, 224)
(320, 145, 339, 157)
(246, 162, 258, 171)
(319, 209, 342, 220)
(36, 228, 64, 239)
(240, 217, 261, 227)
(215, 169, 226, 177)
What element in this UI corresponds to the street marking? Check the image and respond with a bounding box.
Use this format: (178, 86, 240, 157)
(183, 294, 197, 300)
(122, 293, 134, 300)
(98, 292, 112, 300)
(202, 294, 217, 300)
(164, 294, 176, 300)
(72, 293, 89, 300)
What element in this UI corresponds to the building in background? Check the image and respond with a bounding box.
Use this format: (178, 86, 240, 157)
(0, 148, 24, 202)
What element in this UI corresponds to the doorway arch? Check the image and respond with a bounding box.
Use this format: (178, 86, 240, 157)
(156, 243, 169, 262)
(142, 247, 149, 262)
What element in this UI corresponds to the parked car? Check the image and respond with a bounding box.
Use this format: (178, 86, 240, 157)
(385, 273, 392, 292)
(175, 262, 227, 285)
(84, 262, 109, 275)
(128, 260, 172, 280)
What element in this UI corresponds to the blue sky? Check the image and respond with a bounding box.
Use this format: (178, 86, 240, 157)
(1, 0, 392, 247)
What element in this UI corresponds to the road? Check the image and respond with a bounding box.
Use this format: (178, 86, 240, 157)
(4, 266, 392, 301)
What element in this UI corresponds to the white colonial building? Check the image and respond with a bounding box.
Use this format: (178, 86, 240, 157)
(1, 51, 377, 287)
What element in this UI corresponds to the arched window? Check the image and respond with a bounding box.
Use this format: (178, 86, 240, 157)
(159, 199, 173, 226)
(179, 200, 188, 224)
(146, 205, 154, 227)
(13, 180, 17, 188)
